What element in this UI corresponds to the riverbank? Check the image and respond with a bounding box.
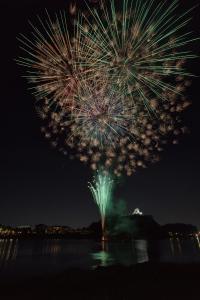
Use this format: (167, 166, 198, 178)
(0, 262, 199, 300)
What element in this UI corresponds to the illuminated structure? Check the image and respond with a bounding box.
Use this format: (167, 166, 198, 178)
(132, 208, 143, 215)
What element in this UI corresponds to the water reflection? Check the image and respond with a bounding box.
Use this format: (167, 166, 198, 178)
(0, 239, 18, 267)
(92, 238, 200, 267)
(0, 237, 199, 280)
(195, 235, 200, 249)
(134, 240, 148, 263)
(169, 238, 184, 256)
(92, 239, 149, 267)
(177, 238, 182, 255)
(33, 239, 62, 256)
(92, 241, 115, 267)
(169, 238, 175, 255)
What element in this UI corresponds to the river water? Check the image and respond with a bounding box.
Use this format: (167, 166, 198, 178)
(0, 237, 199, 282)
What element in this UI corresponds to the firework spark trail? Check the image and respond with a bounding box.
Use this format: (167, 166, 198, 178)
(16, 11, 85, 111)
(70, 81, 136, 148)
(89, 170, 114, 239)
(78, 0, 197, 110)
(39, 74, 191, 176)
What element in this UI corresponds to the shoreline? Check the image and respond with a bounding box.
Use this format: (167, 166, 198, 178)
(0, 234, 197, 240)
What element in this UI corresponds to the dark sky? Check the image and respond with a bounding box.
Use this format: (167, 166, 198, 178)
(0, 0, 200, 228)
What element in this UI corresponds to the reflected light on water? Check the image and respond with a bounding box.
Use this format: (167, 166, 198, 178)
(177, 238, 182, 255)
(169, 238, 182, 256)
(0, 237, 199, 278)
(195, 235, 200, 249)
(134, 240, 149, 263)
(0, 239, 18, 267)
(92, 251, 115, 267)
(92, 239, 149, 268)
(41, 240, 62, 256)
(92, 241, 115, 267)
(169, 238, 175, 256)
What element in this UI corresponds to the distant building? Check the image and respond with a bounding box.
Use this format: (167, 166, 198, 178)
(132, 208, 143, 215)
(16, 225, 32, 235)
(0, 225, 15, 236)
(16, 225, 32, 229)
(162, 223, 198, 237)
(46, 226, 72, 235)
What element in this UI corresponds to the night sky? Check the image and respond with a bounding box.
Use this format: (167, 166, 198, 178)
(0, 0, 200, 229)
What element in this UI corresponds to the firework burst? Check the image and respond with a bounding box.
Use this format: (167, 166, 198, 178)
(39, 73, 191, 176)
(78, 0, 197, 111)
(17, 1, 196, 177)
(70, 80, 136, 148)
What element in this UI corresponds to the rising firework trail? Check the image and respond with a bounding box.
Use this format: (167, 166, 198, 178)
(16, 10, 95, 114)
(89, 170, 114, 240)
